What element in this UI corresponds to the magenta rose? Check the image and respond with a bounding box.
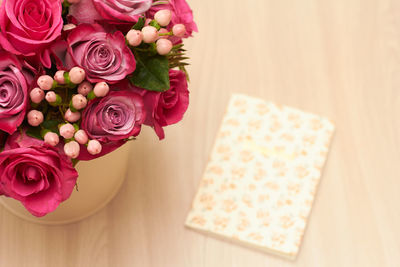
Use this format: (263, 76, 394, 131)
(134, 70, 189, 140)
(0, 0, 63, 64)
(0, 52, 35, 134)
(70, 0, 152, 25)
(79, 90, 145, 160)
(147, 0, 198, 38)
(66, 24, 136, 84)
(0, 131, 78, 217)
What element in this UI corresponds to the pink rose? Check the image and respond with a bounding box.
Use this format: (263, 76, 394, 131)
(134, 70, 189, 140)
(66, 24, 136, 84)
(0, 131, 78, 217)
(0, 0, 63, 65)
(0, 52, 35, 134)
(147, 0, 198, 38)
(70, 0, 152, 25)
(79, 90, 145, 160)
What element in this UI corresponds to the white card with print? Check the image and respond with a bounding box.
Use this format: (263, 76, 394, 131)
(185, 94, 335, 259)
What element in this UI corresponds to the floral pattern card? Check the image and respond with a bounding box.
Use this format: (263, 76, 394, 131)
(185, 94, 335, 259)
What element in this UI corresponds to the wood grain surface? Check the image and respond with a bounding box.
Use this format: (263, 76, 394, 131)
(1, 0, 400, 266)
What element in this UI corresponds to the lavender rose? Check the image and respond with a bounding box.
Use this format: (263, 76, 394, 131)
(133, 70, 189, 140)
(0, 131, 78, 217)
(66, 24, 136, 84)
(0, 52, 35, 134)
(70, 0, 152, 24)
(0, 0, 63, 65)
(80, 90, 145, 158)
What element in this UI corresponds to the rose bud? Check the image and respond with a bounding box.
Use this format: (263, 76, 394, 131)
(44, 132, 60, 147)
(30, 88, 45, 104)
(27, 110, 44, 127)
(37, 75, 54, 90)
(156, 39, 173, 55)
(78, 81, 93, 96)
(64, 141, 80, 159)
(72, 94, 88, 110)
(87, 140, 102, 155)
(172, 24, 186, 38)
(59, 123, 76, 139)
(94, 82, 110, 97)
(142, 26, 158, 43)
(154, 10, 172, 26)
(64, 108, 81, 123)
(126, 29, 143, 47)
(74, 129, 89, 145)
(69, 67, 86, 84)
(54, 70, 66, 84)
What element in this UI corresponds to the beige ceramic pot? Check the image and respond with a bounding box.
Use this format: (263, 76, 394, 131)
(0, 143, 132, 225)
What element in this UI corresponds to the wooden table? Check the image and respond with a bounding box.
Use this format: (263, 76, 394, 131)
(1, 0, 400, 266)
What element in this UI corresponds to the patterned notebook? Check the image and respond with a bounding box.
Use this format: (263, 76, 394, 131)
(185, 94, 335, 259)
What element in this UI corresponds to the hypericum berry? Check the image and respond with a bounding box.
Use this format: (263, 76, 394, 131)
(44, 132, 60, 147)
(72, 94, 88, 110)
(74, 130, 89, 145)
(156, 39, 173, 55)
(142, 26, 158, 43)
(93, 82, 110, 97)
(158, 28, 170, 39)
(59, 123, 76, 139)
(64, 141, 80, 159)
(154, 9, 172, 27)
(54, 70, 66, 84)
(27, 110, 44, 127)
(126, 29, 143, 46)
(64, 108, 81, 123)
(69, 67, 86, 84)
(172, 24, 186, 38)
(37, 75, 54, 90)
(77, 81, 93, 96)
(63, 23, 77, 31)
(87, 140, 102, 155)
(30, 88, 45, 104)
(45, 91, 57, 103)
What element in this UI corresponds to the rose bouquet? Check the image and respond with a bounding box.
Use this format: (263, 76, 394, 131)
(0, 0, 197, 217)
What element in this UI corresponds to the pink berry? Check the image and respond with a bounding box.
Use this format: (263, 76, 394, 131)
(45, 91, 57, 103)
(74, 130, 89, 145)
(54, 70, 66, 84)
(64, 141, 80, 159)
(78, 81, 93, 96)
(87, 140, 102, 155)
(72, 94, 87, 110)
(154, 9, 172, 27)
(142, 26, 158, 43)
(172, 24, 186, 38)
(156, 39, 173, 55)
(63, 24, 77, 31)
(158, 28, 169, 40)
(93, 82, 110, 97)
(27, 110, 44, 127)
(59, 123, 75, 139)
(126, 29, 143, 46)
(37, 75, 54, 90)
(29, 88, 45, 104)
(64, 109, 81, 123)
(44, 132, 60, 147)
(69, 67, 86, 84)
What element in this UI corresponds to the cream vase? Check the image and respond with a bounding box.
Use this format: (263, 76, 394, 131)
(0, 143, 132, 225)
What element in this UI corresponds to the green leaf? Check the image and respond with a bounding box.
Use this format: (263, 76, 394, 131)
(132, 17, 145, 30)
(130, 51, 170, 92)
(26, 127, 42, 140)
(42, 120, 61, 134)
